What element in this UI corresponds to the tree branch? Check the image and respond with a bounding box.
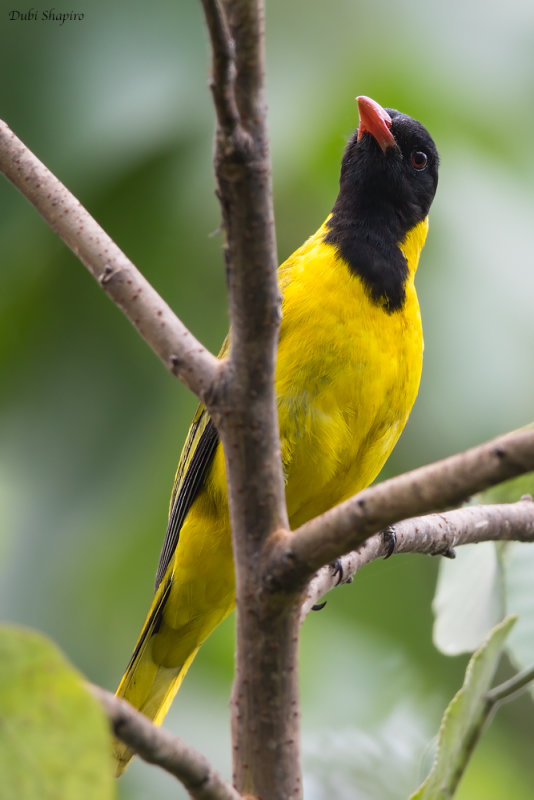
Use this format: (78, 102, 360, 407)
(90, 685, 242, 800)
(486, 663, 534, 706)
(200, 0, 240, 134)
(301, 497, 534, 617)
(201, 0, 287, 555)
(267, 427, 534, 591)
(201, 2, 296, 797)
(221, 0, 266, 128)
(0, 120, 220, 405)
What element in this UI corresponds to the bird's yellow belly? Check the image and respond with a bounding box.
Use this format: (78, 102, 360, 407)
(277, 260, 423, 528)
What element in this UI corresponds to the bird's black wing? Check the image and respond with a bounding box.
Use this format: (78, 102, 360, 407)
(154, 406, 219, 589)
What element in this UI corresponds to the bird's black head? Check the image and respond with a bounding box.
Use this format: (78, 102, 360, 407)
(325, 96, 439, 311)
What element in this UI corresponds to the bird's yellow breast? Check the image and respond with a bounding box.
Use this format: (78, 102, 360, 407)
(275, 218, 427, 527)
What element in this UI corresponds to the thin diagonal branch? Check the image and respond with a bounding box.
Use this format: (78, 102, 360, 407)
(267, 427, 534, 591)
(301, 497, 534, 617)
(486, 663, 534, 705)
(0, 120, 220, 406)
(90, 685, 242, 800)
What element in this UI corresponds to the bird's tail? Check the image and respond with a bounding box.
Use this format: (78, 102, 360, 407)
(113, 576, 199, 777)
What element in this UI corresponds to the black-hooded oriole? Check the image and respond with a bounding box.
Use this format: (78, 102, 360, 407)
(114, 95, 439, 774)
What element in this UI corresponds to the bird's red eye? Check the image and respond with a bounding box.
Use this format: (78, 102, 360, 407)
(411, 150, 428, 170)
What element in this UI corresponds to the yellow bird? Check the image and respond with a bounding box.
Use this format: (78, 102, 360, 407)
(114, 95, 439, 774)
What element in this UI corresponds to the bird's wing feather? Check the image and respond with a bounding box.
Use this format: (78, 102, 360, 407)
(155, 336, 230, 589)
(154, 406, 219, 589)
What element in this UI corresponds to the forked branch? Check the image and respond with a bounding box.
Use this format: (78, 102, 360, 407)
(302, 496, 534, 616)
(267, 427, 534, 592)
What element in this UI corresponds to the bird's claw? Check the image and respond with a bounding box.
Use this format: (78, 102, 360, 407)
(331, 558, 344, 585)
(382, 526, 397, 559)
(435, 545, 456, 559)
(311, 558, 349, 611)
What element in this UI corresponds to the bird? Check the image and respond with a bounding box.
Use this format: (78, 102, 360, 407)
(113, 95, 439, 775)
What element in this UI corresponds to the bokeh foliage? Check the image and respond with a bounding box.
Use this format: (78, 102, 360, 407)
(1, 1, 534, 797)
(0, 626, 114, 800)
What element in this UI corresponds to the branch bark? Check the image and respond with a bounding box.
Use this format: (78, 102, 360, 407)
(301, 497, 534, 617)
(200, 0, 239, 134)
(0, 120, 220, 406)
(90, 685, 242, 800)
(268, 427, 534, 592)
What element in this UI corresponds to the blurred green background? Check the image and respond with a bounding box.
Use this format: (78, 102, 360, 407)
(1, 1, 534, 797)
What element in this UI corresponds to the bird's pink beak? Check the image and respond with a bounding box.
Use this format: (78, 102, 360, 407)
(357, 96, 396, 153)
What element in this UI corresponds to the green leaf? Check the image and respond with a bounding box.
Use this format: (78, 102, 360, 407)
(466, 465, 534, 699)
(432, 542, 505, 655)
(410, 616, 516, 800)
(0, 625, 115, 800)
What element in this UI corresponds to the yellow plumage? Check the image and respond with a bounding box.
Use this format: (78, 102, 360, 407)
(114, 216, 428, 774)
(276, 218, 426, 526)
(114, 96, 439, 775)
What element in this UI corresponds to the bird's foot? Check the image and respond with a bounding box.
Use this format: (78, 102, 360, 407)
(311, 558, 351, 611)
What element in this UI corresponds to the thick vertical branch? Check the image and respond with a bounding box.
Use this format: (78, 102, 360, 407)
(200, 1, 299, 797)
